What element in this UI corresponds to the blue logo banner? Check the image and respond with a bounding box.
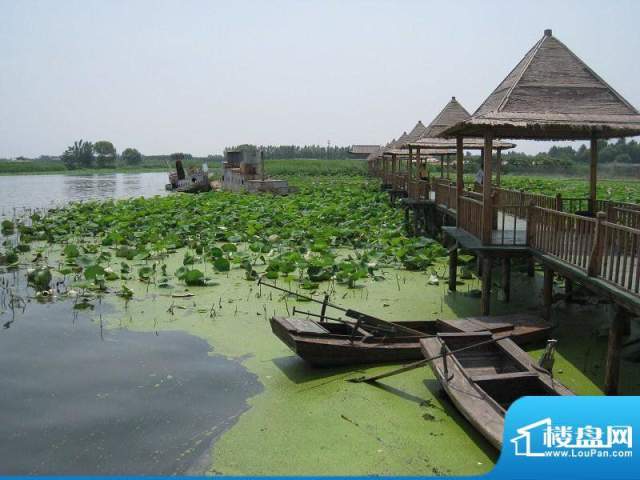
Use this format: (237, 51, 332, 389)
(495, 396, 638, 479)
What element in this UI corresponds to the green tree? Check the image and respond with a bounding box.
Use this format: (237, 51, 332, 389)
(121, 147, 143, 166)
(93, 140, 116, 168)
(61, 140, 94, 169)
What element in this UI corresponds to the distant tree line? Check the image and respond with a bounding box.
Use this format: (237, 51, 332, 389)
(461, 138, 640, 174)
(227, 144, 351, 160)
(60, 139, 143, 169)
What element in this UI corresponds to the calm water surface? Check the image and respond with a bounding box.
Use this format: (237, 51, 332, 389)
(0, 172, 262, 474)
(0, 273, 261, 475)
(0, 172, 168, 213)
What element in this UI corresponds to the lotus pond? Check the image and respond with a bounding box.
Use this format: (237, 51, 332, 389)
(0, 175, 635, 475)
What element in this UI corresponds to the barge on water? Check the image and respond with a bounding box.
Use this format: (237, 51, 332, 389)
(165, 153, 212, 193)
(222, 147, 290, 194)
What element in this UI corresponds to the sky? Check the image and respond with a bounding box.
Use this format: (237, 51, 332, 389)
(1, 0, 639, 158)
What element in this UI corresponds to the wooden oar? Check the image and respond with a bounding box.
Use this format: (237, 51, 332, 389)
(259, 278, 425, 337)
(347, 334, 512, 383)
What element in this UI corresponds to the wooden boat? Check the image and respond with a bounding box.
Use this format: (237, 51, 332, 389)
(420, 332, 573, 449)
(269, 313, 551, 367)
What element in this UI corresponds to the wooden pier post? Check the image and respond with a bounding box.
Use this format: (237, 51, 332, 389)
(527, 257, 535, 277)
(589, 135, 598, 215)
(604, 308, 630, 395)
(543, 266, 553, 321)
(588, 212, 607, 277)
(565, 278, 573, 296)
(448, 246, 458, 292)
(456, 136, 464, 228)
(501, 257, 511, 302)
(481, 256, 492, 315)
(481, 133, 494, 244)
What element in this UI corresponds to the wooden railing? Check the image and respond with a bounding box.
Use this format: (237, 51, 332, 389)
(594, 220, 640, 293)
(407, 179, 429, 200)
(393, 173, 407, 191)
(458, 196, 483, 240)
(494, 187, 559, 214)
(528, 207, 596, 271)
(434, 180, 457, 211)
(609, 206, 640, 230)
(493, 204, 528, 246)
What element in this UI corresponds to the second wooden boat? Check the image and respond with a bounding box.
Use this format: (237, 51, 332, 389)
(270, 314, 550, 367)
(420, 332, 573, 449)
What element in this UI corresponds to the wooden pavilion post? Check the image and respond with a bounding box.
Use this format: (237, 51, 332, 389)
(446, 154, 451, 180)
(589, 135, 598, 212)
(589, 134, 598, 214)
(407, 145, 413, 183)
(481, 132, 494, 244)
(496, 149, 502, 186)
(440, 156, 444, 178)
(383, 157, 388, 183)
(456, 136, 464, 227)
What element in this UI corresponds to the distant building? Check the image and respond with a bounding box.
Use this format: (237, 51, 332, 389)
(349, 145, 381, 159)
(221, 148, 289, 195)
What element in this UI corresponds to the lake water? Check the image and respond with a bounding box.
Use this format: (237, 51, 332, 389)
(0, 271, 262, 475)
(0, 172, 169, 214)
(0, 172, 263, 474)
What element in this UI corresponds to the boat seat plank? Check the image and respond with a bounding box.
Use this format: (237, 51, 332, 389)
(470, 371, 539, 383)
(285, 317, 330, 334)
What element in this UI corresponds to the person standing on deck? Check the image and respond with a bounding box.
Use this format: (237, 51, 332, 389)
(474, 166, 484, 190)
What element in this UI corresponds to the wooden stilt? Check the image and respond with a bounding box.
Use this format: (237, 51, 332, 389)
(449, 247, 458, 292)
(481, 256, 492, 315)
(543, 266, 553, 321)
(527, 257, 535, 277)
(565, 278, 573, 296)
(604, 308, 630, 395)
(501, 257, 511, 303)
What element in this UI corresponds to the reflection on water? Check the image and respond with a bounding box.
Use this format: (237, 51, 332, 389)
(0, 274, 261, 475)
(0, 172, 169, 213)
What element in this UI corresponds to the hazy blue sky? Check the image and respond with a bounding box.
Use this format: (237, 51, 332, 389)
(1, 0, 639, 157)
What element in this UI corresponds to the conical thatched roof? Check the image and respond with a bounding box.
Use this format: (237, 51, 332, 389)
(400, 97, 515, 150)
(385, 132, 408, 152)
(350, 145, 382, 155)
(405, 121, 428, 143)
(444, 29, 640, 140)
(423, 97, 471, 138)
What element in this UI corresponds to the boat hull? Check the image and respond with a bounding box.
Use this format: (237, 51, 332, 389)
(421, 333, 573, 450)
(269, 313, 551, 368)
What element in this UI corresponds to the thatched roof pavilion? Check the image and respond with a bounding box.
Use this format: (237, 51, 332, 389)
(349, 145, 382, 158)
(402, 97, 516, 181)
(444, 30, 640, 140)
(442, 29, 640, 396)
(423, 97, 472, 138)
(441, 29, 640, 236)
